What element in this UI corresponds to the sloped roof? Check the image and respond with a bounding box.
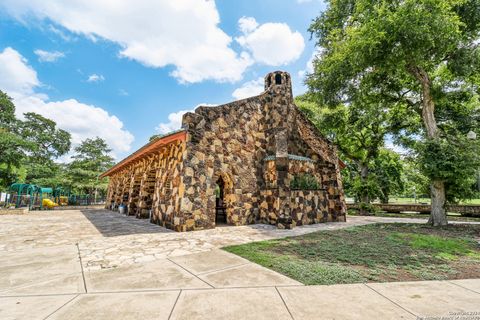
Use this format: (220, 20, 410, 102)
(100, 129, 186, 178)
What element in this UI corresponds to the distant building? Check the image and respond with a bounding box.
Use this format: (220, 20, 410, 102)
(101, 71, 346, 231)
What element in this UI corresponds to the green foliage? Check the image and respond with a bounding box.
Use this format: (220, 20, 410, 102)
(0, 90, 115, 195)
(349, 171, 381, 202)
(401, 157, 431, 198)
(308, 0, 480, 107)
(20, 112, 71, 161)
(18, 112, 72, 186)
(417, 134, 480, 202)
(68, 137, 114, 194)
(307, 0, 480, 216)
(0, 91, 33, 190)
(290, 173, 320, 190)
(372, 149, 404, 203)
(295, 93, 407, 205)
(0, 91, 16, 127)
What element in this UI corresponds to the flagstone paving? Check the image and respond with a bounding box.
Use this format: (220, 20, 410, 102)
(0, 209, 479, 319)
(0, 209, 415, 271)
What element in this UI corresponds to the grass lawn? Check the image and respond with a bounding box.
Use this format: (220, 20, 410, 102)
(386, 197, 480, 205)
(347, 210, 480, 222)
(346, 197, 480, 205)
(223, 223, 480, 285)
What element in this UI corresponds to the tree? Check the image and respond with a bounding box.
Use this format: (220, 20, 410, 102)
(0, 91, 32, 190)
(20, 112, 71, 185)
(401, 157, 430, 200)
(68, 137, 114, 195)
(308, 0, 480, 225)
(0, 91, 16, 127)
(371, 149, 404, 203)
(296, 93, 407, 213)
(21, 113, 71, 160)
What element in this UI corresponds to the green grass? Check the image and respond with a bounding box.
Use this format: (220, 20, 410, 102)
(223, 223, 480, 285)
(346, 197, 480, 205)
(386, 197, 480, 205)
(347, 210, 480, 222)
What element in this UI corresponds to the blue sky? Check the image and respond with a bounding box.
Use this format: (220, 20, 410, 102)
(0, 0, 326, 161)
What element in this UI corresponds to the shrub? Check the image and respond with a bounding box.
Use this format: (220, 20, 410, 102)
(291, 174, 320, 190)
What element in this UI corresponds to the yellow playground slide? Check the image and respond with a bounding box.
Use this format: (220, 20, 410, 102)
(42, 198, 58, 209)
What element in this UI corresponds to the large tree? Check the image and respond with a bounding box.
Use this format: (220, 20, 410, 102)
(0, 91, 32, 189)
(68, 137, 114, 195)
(308, 0, 480, 225)
(20, 112, 72, 185)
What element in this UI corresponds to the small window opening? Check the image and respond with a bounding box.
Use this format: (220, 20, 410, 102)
(275, 73, 282, 85)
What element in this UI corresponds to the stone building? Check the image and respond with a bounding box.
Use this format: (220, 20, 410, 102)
(101, 71, 346, 231)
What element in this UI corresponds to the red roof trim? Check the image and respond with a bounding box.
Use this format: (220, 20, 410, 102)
(100, 130, 186, 178)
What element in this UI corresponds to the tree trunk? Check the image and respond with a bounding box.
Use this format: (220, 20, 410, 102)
(409, 65, 447, 226)
(359, 163, 371, 215)
(428, 180, 447, 226)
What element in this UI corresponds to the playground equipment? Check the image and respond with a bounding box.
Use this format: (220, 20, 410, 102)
(6, 183, 35, 208)
(53, 187, 70, 206)
(31, 187, 55, 210)
(42, 198, 58, 209)
(5, 183, 103, 210)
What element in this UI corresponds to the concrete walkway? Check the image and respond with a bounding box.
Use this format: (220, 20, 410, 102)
(1, 248, 479, 319)
(1, 209, 479, 319)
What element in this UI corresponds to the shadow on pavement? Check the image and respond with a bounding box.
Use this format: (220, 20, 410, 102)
(79, 209, 173, 237)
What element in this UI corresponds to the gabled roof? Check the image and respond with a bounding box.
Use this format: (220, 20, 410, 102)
(100, 129, 186, 178)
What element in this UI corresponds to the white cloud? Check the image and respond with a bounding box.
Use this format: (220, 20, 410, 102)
(232, 77, 264, 100)
(0, 0, 253, 83)
(48, 24, 76, 42)
(34, 49, 65, 62)
(156, 109, 192, 134)
(298, 48, 323, 79)
(155, 103, 218, 134)
(236, 17, 305, 66)
(87, 73, 105, 83)
(0, 47, 40, 95)
(0, 47, 133, 158)
(238, 16, 259, 33)
(118, 89, 129, 96)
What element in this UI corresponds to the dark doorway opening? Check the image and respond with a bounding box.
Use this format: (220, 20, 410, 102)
(215, 176, 227, 224)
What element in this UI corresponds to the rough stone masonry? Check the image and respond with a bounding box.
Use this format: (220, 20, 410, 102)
(102, 71, 346, 232)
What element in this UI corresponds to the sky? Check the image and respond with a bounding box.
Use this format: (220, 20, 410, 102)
(0, 0, 326, 161)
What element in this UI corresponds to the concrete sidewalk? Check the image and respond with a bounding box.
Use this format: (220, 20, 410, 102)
(1, 248, 479, 319)
(1, 210, 479, 319)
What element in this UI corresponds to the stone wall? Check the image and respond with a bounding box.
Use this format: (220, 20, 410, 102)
(176, 71, 346, 230)
(180, 96, 267, 230)
(104, 71, 346, 232)
(105, 138, 186, 230)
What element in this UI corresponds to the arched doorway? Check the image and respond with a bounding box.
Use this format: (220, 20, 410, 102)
(215, 176, 227, 224)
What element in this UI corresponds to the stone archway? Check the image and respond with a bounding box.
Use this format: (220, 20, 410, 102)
(212, 172, 234, 226)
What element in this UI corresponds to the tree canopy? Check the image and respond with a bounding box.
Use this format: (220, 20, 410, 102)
(0, 90, 115, 196)
(68, 137, 114, 194)
(308, 0, 480, 225)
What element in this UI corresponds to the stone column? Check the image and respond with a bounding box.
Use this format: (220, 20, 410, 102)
(275, 130, 292, 229)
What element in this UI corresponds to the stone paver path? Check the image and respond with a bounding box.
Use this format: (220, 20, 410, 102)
(1, 209, 479, 319)
(0, 209, 426, 271)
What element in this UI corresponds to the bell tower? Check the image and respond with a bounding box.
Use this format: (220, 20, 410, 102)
(264, 71, 293, 101)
